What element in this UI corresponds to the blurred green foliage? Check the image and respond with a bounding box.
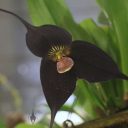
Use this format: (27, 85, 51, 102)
(0, 121, 5, 128)
(0, 74, 22, 110)
(15, 123, 43, 128)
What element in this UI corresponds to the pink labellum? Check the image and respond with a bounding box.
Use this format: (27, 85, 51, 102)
(57, 57, 74, 73)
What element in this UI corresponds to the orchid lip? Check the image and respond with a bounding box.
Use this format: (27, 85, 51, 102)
(57, 57, 74, 73)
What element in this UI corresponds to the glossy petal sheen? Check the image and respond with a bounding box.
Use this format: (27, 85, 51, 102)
(40, 58, 76, 128)
(26, 25, 72, 57)
(70, 40, 128, 82)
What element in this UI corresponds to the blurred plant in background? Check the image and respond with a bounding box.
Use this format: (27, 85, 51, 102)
(1, 0, 128, 128)
(0, 74, 22, 128)
(0, 74, 22, 110)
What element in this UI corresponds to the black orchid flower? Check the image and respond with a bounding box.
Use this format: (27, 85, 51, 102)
(0, 9, 128, 128)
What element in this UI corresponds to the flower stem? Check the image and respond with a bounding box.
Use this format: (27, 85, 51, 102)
(74, 110, 128, 128)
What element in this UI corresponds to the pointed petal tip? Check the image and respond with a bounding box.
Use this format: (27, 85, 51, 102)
(0, 8, 33, 30)
(49, 108, 57, 128)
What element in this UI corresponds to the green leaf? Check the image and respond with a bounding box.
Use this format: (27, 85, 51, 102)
(80, 18, 124, 110)
(98, 11, 109, 25)
(27, 0, 91, 41)
(96, 0, 128, 93)
(75, 80, 107, 119)
(80, 18, 120, 61)
(0, 121, 5, 128)
(80, 19, 108, 51)
(16, 123, 44, 128)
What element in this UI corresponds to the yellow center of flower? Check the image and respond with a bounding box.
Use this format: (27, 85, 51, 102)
(48, 45, 74, 73)
(48, 45, 70, 61)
